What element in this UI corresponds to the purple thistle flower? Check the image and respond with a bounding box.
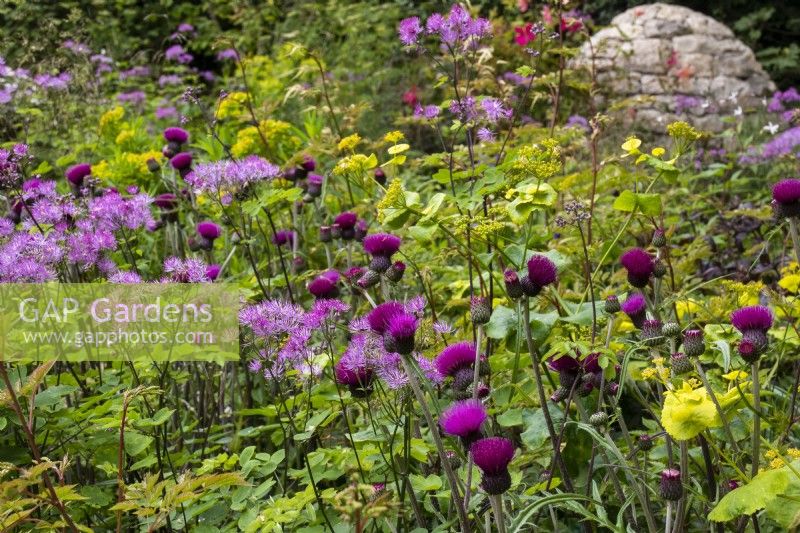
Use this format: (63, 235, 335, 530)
(620, 248, 655, 288)
(272, 229, 295, 247)
(521, 254, 557, 296)
(308, 273, 339, 300)
(367, 301, 406, 335)
(170, 152, 192, 170)
(621, 293, 647, 329)
(731, 305, 773, 359)
(65, 163, 91, 186)
(385, 312, 418, 354)
(470, 437, 515, 495)
(548, 354, 581, 373)
(196, 220, 221, 240)
(398, 17, 423, 46)
(440, 400, 487, 445)
(772, 178, 800, 218)
(363, 233, 402, 257)
(660, 469, 683, 501)
(163, 257, 209, 283)
(153, 193, 178, 210)
(334, 211, 358, 229)
(164, 127, 189, 144)
(206, 264, 221, 281)
(731, 305, 773, 333)
(435, 341, 477, 390)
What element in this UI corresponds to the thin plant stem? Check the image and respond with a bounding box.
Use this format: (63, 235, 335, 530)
(788, 218, 800, 265)
(752, 361, 761, 479)
(464, 325, 484, 509)
(398, 354, 472, 533)
(665, 501, 672, 533)
(694, 360, 742, 455)
(523, 299, 574, 491)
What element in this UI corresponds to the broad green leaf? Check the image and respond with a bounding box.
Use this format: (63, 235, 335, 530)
(486, 305, 519, 339)
(709, 468, 790, 521)
(410, 474, 442, 491)
(612, 190, 637, 212)
(124, 431, 153, 456)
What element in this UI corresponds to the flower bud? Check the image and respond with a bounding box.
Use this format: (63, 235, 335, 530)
(605, 295, 620, 314)
(357, 269, 381, 289)
(652, 228, 667, 248)
(470, 297, 491, 325)
(670, 352, 693, 375)
(659, 469, 683, 501)
(589, 411, 608, 428)
(641, 319, 664, 346)
(319, 225, 332, 243)
(385, 261, 406, 283)
(683, 329, 705, 357)
(504, 269, 524, 300)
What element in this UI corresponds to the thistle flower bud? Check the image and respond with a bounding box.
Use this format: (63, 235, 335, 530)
(471, 296, 491, 325)
(589, 411, 608, 428)
(146, 158, 161, 173)
(578, 373, 595, 397)
(605, 295, 620, 314)
(670, 352, 693, 375)
(641, 319, 664, 346)
(385, 261, 406, 283)
(638, 434, 654, 452)
(357, 269, 381, 289)
(386, 313, 418, 355)
(504, 269, 524, 300)
(605, 381, 619, 396)
(307, 173, 323, 197)
(683, 329, 705, 357)
(331, 223, 343, 239)
(659, 469, 683, 501)
(369, 255, 392, 273)
(653, 259, 667, 278)
(374, 168, 387, 186)
(662, 322, 681, 338)
(319, 225, 332, 243)
(550, 386, 569, 402)
(652, 228, 667, 248)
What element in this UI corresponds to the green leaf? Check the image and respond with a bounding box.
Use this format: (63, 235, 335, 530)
(123, 431, 153, 457)
(137, 407, 173, 427)
(408, 223, 438, 242)
(34, 385, 77, 407)
(486, 305, 519, 339)
(239, 446, 255, 467)
(709, 468, 790, 521)
(521, 408, 564, 450)
(612, 190, 637, 212)
(409, 474, 442, 491)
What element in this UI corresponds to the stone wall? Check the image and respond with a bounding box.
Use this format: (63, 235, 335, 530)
(574, 3, 774, 132)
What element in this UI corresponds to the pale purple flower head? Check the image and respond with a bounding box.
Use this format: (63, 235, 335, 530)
(414, 104, 440, 120)
(163, 257, 209, 283)
(477, 127, 495, 142)
(164, 127, 189, 144)
(440, 400, 487, 444)
(620, 248, 655, 288)
(186, 156, 280, 195)
(217, 48, 238, 61)
(481, 97, 511, 122)
(621, 293, 647, 329)
(336, 340, 374, 397)
(398, 17, 423, 46)
(109, 271, 143, 283)
(165, 44, 193, 64)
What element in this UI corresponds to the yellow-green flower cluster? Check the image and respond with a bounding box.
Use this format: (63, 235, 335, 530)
(337, 133, 361, 152)
(508, 138, 562, 183)
(332, 153, 376, 177)
(666, 121, 703, 142)
(376, 179, 406, 216)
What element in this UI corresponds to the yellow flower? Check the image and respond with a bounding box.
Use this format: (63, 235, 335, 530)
(338, 133, 361, 152)
(722, 370, 748, 382)
(216, 91, 248, 119)
(231, 126, 262, 158)
(621, 136, 642, 154)
(92, 160, 112, 181)
(115, 129, 135, 146)
(508, 139, 562, 183)
(661, 382, 721, 440)
(332, 154, 377, 177)
(779, 273, 800, 294)
(766, 450, 779, 460)
(675, 299, 701, 320)
(788, 448, 800, 459)
(99, 106, 125, 136)
(666, 121, 703, 142)
(770, 457, 785, 469)
(384, 130, 405, 144)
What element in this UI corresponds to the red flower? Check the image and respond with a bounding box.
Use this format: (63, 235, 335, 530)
(560, 16, 582, 33)
(402, 86, 418, 108)
(514, 23, 535, 46)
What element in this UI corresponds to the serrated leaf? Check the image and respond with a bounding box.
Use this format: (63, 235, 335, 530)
(709, 468, 790, 521)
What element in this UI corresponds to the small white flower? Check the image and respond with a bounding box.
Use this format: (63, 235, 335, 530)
(762, 122, 780, 135)
(701, 99, 711, 109)
(727, 90, 739, 103)
(762, 97, 768, 107)
(733, 106, 743, 117)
